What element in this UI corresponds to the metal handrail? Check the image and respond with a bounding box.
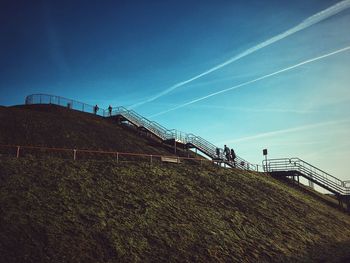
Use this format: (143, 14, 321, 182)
(110, 106, 171, 140)
(264, 158, 343, 186)
(25, 94, 107, 116)
(263, 158, 350, 195)
(25, 94, 259, 171)
(186, 134, 257, 171)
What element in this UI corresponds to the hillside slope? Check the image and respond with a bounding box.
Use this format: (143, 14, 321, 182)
(1, 103, 350, 262)
(0, 104, 180, 156)
(1, 158, 350, 263)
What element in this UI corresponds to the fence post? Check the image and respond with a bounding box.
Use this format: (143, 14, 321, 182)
(16, 146, 20, 158)
(73, 149, 77, 161)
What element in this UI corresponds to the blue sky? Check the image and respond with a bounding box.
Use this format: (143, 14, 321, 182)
(1, 0, 350, 180)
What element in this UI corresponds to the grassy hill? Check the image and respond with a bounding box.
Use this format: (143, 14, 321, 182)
(1, 104, 350, 262)
(0, 104, 185, 156)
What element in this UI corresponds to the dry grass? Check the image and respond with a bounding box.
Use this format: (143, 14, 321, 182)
(1, 158, 350, 262)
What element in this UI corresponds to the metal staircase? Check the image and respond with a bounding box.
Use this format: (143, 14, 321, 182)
(263, 158, 350, 210)
(185, 134, 256, 170)
(109, 106, 257, 170)
(109, 106, 173, 141)
(263, 158, 350, 195)
(24, 94, 257, 171)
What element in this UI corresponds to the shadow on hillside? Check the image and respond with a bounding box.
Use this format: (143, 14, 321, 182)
(3, 104, 200, 159)
(285, 239, 350, 263)
(272, 176, 344, 212)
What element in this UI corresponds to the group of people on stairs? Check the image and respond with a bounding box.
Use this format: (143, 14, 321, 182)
(216, 145, 237, 165)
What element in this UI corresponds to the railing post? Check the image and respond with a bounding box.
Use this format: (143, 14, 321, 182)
(16, 146, 20, 158)
(73, 149, 77, 161)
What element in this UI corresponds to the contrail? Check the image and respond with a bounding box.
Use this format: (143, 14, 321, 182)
(130, 0, 350, 108)
(218, 119, 350, 144)
(149, 45, 350, 117)
(178, 104, 319, 114)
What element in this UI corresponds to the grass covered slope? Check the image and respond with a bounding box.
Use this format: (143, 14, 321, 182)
(1, 158, 350, 262)
(0, 104, 175, 155)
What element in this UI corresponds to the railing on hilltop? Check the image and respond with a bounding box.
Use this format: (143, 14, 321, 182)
(25, 94, 258, 171)
(263, 158, 350, 196)
(25, 94, 107, 116)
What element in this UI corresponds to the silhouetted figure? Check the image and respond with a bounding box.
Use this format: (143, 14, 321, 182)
(94, 104, 99, 115)
(108, 105, 112, 116)
(231, 149, 236, 167)
(216, 148, 220, 158)
(223, 145, 230, 161)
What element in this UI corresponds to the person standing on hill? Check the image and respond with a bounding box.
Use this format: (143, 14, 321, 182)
(223, 145, 230, 161)
(231, 148, 236, 167)
(94, 104, 99, 114)
(108, 105, 112, 116)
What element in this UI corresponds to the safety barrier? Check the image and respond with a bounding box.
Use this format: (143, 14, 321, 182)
(25, 94, 106, 116)
(0, 144, 220, 167)
(263, 158, 350, 196)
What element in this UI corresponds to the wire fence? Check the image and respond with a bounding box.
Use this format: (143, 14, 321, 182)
(0, 144, 228, 167)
